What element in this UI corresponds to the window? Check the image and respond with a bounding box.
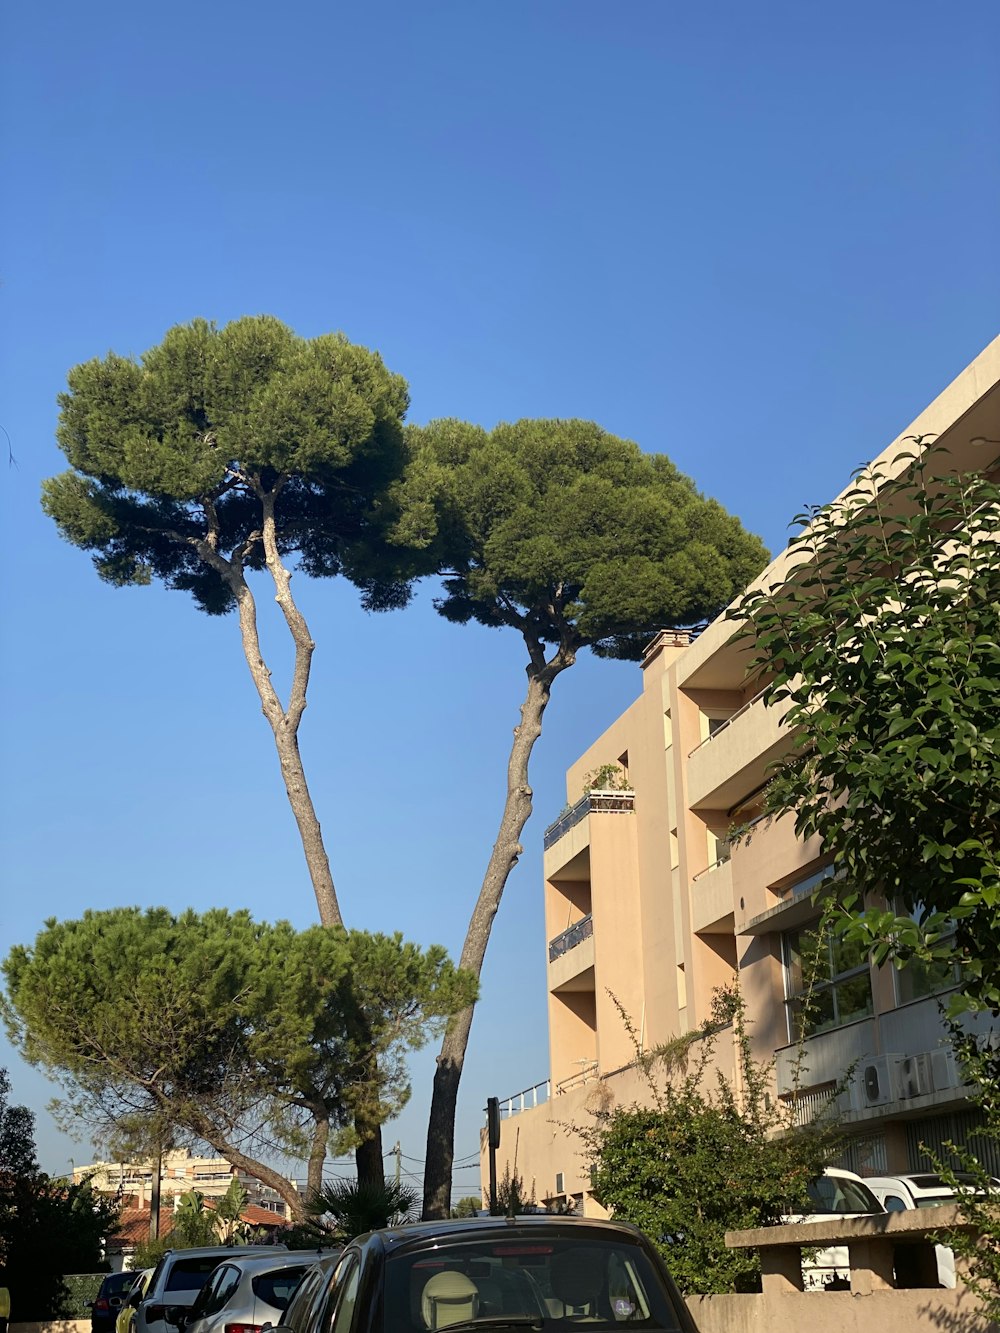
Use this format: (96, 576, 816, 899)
(252, 1267, 310, 1312)
(892, 903, 960, 1004)
(384, 1238, 686, 1330)
(328, 1257, 360, 1333)
(782, 923, 873, 1041)
(895, 952, 960, 1004)
(784, 863, 837, 900)
(165, 1258, 231, 1294)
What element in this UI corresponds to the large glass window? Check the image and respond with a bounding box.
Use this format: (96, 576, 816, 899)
(783, 923, 873, 1041)
(892, 902, 960, 1004)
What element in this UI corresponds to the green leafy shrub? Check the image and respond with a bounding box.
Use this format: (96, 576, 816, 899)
(582, 991, 837, 1294)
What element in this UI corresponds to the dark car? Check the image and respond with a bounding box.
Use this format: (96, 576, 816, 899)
(269, 1215, 700, 1333)
(93, 1272, 143, 1333)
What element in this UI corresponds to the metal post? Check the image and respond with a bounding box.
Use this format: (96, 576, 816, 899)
(150, 1144, 162, 1240)
(487, 1097, 500, 1215)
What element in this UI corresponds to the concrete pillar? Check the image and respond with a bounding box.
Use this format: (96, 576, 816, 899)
(847, 1238, 895, 1294)
(759, 1247, 803, 1294)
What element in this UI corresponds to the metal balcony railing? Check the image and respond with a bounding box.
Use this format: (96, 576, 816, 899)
(692, 848, 732, 882)
(543, 789, 635, 849)
(548, 913, 594, 962)
(496, 1079, 552, 1118)
(556, 1060, 599, 1094)
(687, 687, 769, 758)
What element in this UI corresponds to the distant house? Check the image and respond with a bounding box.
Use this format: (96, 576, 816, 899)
(104, 1194, 289, 1270)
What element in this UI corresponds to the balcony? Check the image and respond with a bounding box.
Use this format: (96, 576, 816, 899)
(543, 790, 635, 850)
(549, 913, 594, 962)
(548, 913, 596, 992)
(686, 690, 789, 812)
(690, 855, 735, 934)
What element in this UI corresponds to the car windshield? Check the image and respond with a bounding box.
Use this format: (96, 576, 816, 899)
(383, 1236, 685, 1331)
(806, 1176, 883, 1215)
(101, 1274, 138, 1296)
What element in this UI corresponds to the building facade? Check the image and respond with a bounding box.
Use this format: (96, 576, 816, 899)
(482, 337, 1000, 1213)
(72, 1147, 292, 1218)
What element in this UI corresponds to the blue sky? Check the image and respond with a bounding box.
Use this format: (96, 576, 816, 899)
(1, 1, 998, 1197)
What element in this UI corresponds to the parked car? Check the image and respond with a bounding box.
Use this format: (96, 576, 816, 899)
(788, 1166, 886, 1290)
(180, 1254, 315, 1333)
(268, 1215, 701, 1333)
(865, 1171, 1000, 1212)
(135, 1247, 288, 1333)
(93, 1271, 142, 1333)
(863, 1171, 1000, 1287)
(117, 1270, 154, 1333)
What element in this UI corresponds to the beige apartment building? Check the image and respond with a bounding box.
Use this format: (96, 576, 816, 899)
(483, 337, 1000, 1214)
(72, 1147, 292, 1217)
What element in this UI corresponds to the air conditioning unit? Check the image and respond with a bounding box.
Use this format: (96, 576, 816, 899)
(836, 1080, 861, 1114)
(930, 1049, 958, 1092)
(860, 1055, 897, 1107)
(555, 1172, 565, 1195)
(896, 1053, 933, 1099)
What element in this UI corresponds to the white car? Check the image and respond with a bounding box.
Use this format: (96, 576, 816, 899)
(863, 1171, 1000, 1287)
(788, 1167, 885, 1290)
(181, 1254, 314, 1333)
(135, 1247, 288, 1333)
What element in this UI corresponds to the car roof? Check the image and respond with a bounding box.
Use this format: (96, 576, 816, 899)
(163, 1246, 289, 1259)
(866, 1172, 999, 1192)
(363, 1214, 650, 1255)
(208, 1254, 317, 1275)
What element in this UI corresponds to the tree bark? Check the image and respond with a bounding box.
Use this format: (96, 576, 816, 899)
(305, 1111, 330, 1203)
(184, 1108, 310, 1222)
(189, 490, 343, 929)
(355, 1122, 386, 1189)
(422, 641, 575, 1219)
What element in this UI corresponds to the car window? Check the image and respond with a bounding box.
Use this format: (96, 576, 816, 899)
(166, 1259, 235, 1294)
(188, 1267, 228, 1319)
(281, 1260, 336, 1333)
(196, 1267, 241, 1318)
(883, 1194, 907, 1212)
(806, 1176, 883, 1214)
(384, 1237, 684, 1331)
(252, 1268, 310, 1312)
(327, 1259, 360, 1333)
(102, 1274, 139, 1297)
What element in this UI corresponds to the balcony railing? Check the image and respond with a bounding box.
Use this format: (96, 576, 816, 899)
(543, 789, 636, 849)
(692, 848, 732, 881)
(496, 1079, 551, 1118)
(687, 687, 768, 757)
(549, 913, 594, 962)
(556, 1060, 599, 1094)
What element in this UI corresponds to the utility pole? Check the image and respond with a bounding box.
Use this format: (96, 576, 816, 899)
(150, 1143, 162, 1241)
(392, 1141, 401, 1188)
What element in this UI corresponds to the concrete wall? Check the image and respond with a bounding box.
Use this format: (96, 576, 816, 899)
(685, 1289, 997, 1333)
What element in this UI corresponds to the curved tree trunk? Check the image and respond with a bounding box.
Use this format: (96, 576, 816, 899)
(231, 578, 342, 926)
(194, 494, 343, 929)
(422, 642, 575, 1219)
(185, 1108, 310, 1222)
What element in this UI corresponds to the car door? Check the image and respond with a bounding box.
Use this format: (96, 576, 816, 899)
(186, 1266, 241, 1333)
